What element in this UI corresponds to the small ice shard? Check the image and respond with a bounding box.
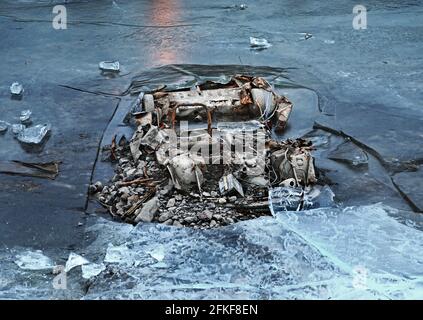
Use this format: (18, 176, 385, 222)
(303, 134, 329, 148)
(0, 121, 9, 133)
(17, 123, 51, 144)
(64, 252, 90, 273)
(229, 4, 247, 10)
(81, 263, 106, 279)
(146, 246, 165, 262)
(302, 185, 335, 209)
(11, 123, 26, 135)
(250, 37, 271, 49)
(10, 82, 24, 95)
(19, 110, 32, 124)
(99, 61, 120, 72)
(328, 140, 368, 167)
(151, 261, 168, 269)
(14, 250, 54, 270)
(303, 33, 313, 40)
(104, 244, 132, 264)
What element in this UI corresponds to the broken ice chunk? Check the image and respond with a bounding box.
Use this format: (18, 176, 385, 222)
(146, 245, 165, 262)
(231, 3, 247, 10)
(269, 185, 335, 213)
(250, 37, 271, 49)
(81, 263, 106, 279)
(0, 120, 9, 133)
(302, 185, 335, 209)
(10, 82, 24, 95)
(328, 140, 368, 167)
(14, 250, 54, 270)
(11, 123, 26, 135)
(19, 110, 32, 124)
(269, 186, 304, 212)
(64, 252, 90, 273)
(227, 3, 247, 10)
(99, 60, 120, 72)
(104, 244, 132, 264)
(303, 33, 313, 40)
(17, 123, 51, 144)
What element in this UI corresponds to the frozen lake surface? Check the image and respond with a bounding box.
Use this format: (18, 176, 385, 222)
(0, 0, 422, 299)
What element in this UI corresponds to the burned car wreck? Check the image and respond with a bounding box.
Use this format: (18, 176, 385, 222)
(92, 75, 327, 228)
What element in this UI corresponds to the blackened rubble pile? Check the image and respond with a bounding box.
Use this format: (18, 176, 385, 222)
(92, 75, 318, 229)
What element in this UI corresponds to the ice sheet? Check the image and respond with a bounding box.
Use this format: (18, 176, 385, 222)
(82, 204, 423, 299)
(1, 203, 423, 299)
(14, 250, 54, 271)
(271, 204, 423, 299)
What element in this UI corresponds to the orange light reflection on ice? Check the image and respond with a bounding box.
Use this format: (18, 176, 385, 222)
(149, 0, 180, 65)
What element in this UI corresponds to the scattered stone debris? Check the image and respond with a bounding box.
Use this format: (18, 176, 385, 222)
(10, 82, 24, 95)
(99, 61, 120, 72)
(134, 197, 160, 223)
(91, 75, 320, 229)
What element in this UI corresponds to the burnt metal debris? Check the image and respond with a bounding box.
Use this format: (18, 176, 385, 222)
(92, 75, 322, 229)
